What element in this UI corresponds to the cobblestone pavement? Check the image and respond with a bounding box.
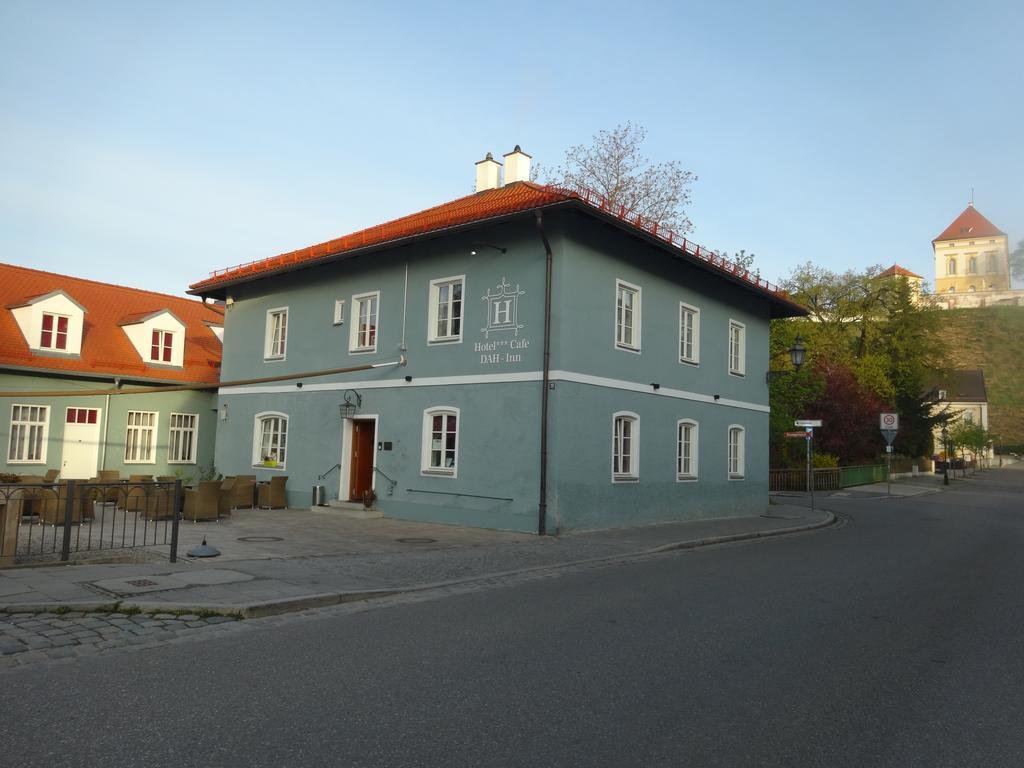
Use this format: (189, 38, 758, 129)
(0, 551, 634, 673)
(0, 610, 242, 671)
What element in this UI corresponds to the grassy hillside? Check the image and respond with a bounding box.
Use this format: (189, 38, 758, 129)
(939, 306, 1024, 445)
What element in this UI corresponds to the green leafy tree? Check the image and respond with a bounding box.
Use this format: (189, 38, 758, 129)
(771, 264, 951, 464)
(1010, 239, 1024, 283)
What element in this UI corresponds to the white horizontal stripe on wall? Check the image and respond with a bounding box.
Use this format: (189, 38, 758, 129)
(219, 369, 769, 413)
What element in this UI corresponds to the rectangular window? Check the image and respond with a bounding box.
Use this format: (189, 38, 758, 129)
(150, 329, 173, 362)
(40, 313, 69, 351)
(679, 303, 700, 364)
(676, 421, 698, 480)
(428, 277, 464, 343)
(8, 404, 49, 463)
(66, 408, 98, 424)
(350, 292, 379, 352)
(265, 308, 288, 360)
(612, 413, 639, 482)
(125, 411, 158, 463)
(422, 408, 459, 476)
(728, 426, 745, 479)
(728, 320, 746, 376)
(615, 281, 641, 351)
(254, 413, 288, 468)
(333, 299, 346, 325)
(168, 413, 198, 463)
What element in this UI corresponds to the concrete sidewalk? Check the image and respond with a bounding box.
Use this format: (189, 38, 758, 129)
(0, 504, 834, 618)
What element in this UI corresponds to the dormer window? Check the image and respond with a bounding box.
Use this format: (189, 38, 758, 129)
(151, 330, 173, 363)
(41, 313, 69, 351)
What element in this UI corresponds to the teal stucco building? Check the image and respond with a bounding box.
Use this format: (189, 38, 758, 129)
(1, 263, 223, 482)
(189, 149, 806, 532)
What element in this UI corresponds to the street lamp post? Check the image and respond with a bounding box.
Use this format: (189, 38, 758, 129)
(941, 426, 949, 486)
(766, 335, 807, 383)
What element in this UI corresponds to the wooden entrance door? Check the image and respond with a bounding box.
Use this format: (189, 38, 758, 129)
(348, 420, 375, 501)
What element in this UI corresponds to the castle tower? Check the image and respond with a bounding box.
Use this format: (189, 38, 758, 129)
(932, 204, 1010, 295)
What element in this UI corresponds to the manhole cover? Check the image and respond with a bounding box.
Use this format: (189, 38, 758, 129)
(396, 537, 437, 544)
(236, 536, 284, 542)
(126, 578, 159, 587)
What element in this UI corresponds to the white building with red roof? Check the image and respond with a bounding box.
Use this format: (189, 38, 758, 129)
(1, 263, 223, 481)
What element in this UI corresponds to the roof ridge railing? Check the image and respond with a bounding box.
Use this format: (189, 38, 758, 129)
(202, 182, 787, 300)
(549, 182, 783, 296)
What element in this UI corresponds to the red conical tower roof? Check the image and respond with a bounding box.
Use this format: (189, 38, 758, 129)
(933, 204, 1006, 242)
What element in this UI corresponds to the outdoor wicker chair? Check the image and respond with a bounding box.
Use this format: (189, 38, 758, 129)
(184, 481, 220, 522)
(218, 475, 256, 515)
(258, 476, 288, 509)
(37, 481, 87, 526)
(140, 487, 177, 520)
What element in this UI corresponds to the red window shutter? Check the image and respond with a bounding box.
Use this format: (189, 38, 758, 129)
(151, 330, 160, 361)
(56, 316, 68, 350)
(41, 314, 53, 347)
(163, 332, 173, 362)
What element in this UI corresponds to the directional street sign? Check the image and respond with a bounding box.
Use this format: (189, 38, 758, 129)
(795, 419, 822, 427)
(880, 413, 899, 431)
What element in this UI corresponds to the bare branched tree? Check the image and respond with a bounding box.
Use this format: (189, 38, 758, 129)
(536, 122, 697, 234)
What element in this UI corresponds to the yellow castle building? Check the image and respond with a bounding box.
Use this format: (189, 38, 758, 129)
(932, 203, 1011, 295)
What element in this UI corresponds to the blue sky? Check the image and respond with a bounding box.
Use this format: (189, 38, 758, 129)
(1, 0, 1021, 295)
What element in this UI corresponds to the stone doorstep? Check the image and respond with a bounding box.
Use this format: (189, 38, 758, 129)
(323, 500, 383, 519)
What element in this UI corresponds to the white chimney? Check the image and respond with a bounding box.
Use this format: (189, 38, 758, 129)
(503, 145, 532, 184)
(475, 152, 502, 192)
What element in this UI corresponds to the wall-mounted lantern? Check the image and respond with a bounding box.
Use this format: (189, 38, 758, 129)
(339, 389, 362, 419)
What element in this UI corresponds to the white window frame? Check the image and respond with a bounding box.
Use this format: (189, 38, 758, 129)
(253, 411, 288, 470)
(421, 406, 460, 477)
(333, 299, 346, 326)
(614, 280, 642, 353)
(350, 291, 380, 353)
(150, 329, 174, 363)
(264, 307, 288, 360)
(167, 413, 199, 464)
(728, 425, 745, 480)
(676, 420, 699, 481)
(124, 410, 158, 464)
(40, 312, 70, 352)
(7, 404, 49, 464)
(428, 275, 465, 344)
(678, 302, 700, 365)
(611, 411, 640, 483)
(728, 320, 746, 377)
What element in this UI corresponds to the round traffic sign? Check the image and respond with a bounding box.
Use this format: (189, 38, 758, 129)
(882, 414, 897, 427)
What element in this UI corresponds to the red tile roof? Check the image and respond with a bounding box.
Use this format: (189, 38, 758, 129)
(190, 181, 805, 316)
(0, 263, 223, 384)
(878, 264, 923, 279)
(933, 204, 1006, 242)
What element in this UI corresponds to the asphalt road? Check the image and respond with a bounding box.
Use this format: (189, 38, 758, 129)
(3, 467, 1023, 767)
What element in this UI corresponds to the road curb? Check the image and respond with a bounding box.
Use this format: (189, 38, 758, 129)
(0, 511, 839, 619)
(647, 509, 837, 553)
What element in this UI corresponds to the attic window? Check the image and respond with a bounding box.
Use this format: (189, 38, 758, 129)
(150, 330, 173, 363)
(41, 313, 69, 351)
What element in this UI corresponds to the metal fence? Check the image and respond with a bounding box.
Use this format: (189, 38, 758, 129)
(769, 464, 886, 492)
(0, 480, 181, 567)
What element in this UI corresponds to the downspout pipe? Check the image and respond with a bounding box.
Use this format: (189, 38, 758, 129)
(535, 210, 554, 536)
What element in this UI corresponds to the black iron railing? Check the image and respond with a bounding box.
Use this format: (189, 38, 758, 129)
(0, 480, 182, 566)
